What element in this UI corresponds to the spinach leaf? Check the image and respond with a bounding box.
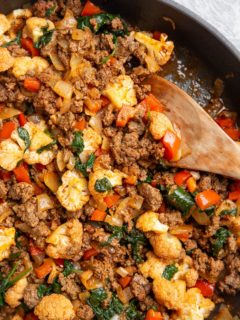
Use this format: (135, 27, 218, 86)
(37, 278, 61, 298)
(144, 175, 153, 184)
(71, 131, 84, 155)
(37, 140, 56, 154)
(45, 5, 56, 17)
(162, 264, 178, 280)
(125, 299, 144, 320)
(62, 260, 81, 277)
(220, 208, 237, 217)
(35, 27, 54, 49)
(212, 228, 231, 257)
(87, 288, 123, 320)
(0, 265, 32, 307)
(75, 153, 96, 177)
(94, 177, 112, 193)
(77, 13, 129, 37)
(2, 31, 22, 48)
(125, 228, 147, 263)
(17, 127, 30, 151)
(101, 225, 126, 246)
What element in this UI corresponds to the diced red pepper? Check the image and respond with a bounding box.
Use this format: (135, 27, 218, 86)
(24, 77, 41, 93)
(162, 130, 181, 161)
(90, 209, 106, 221)
(195, 279, 214, 298)
(13, 163, 31, 184)
(35, 164, 46, 172)
(83, 248, 99, 260)
(101, 96, 110, 108)
(81, 1, 102, 16)
(230, 180, 240, 192)
(228, 190, 240, 201)
(0, 170, 11, 181)
(223, 127, 240, 141)
(119, 276, 132, 288)
(18, 113, 27, 126)
(21, 37, 40, 57)
(215, 117, 235, 128)
(54, 258, 65, 267)
(116, 106, 135, 127)
(24, 313, 39, 320)
(141, 94, 165, 121)
(195, 190, 221, 210)
(74, 118, 86, 131)
(186, 177, 197, 193)
(0, 121, 16, 140)
(29, 241, 44, 256)
(152, 31, 161, 40)
(104, 194, 120, 208)
(35, 259, 53, 279)
(174, 171, 191, 186)
(145, 309, 163, 320)
(124, 175, 137, 186)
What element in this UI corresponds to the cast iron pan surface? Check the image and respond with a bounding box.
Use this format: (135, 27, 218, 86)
(0, 0, 240, 317)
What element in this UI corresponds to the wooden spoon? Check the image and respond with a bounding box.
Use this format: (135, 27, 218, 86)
(146, 75, 240, 179)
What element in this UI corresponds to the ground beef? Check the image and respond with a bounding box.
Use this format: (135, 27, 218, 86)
(65, 0, 83, 16)
(23, 284, 40, 309)
(32, 0, 57, 17)
(219, 254, 240, 294)
(138, 183, 162, 211)
(58, 273, 80, 300)
(159, 211, 183, 227)
(56, 112, 76, 131)
(7, 44, 28, 57)
(0, 180, 7, 198)
(8, 182, 34, 203)
(192, 249, 224, 283)
(33, 86, 58, 115)
(130, 273, 151, 301)
(76, 303, 94, 320)
(102, 105, 116, 126)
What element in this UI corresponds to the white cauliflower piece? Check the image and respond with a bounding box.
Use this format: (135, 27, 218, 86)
(12, 56, 49, 78)
(0, 139, 23, 171)
(103, 75, 137, 110)
(136, 211, 168, 233)
(0, 14, 10, 36)
(150, 232, 182, 261)
(153, 277, 186, 310)
(0, 227, 15, 262)
(24, 17, 55, 42)
(23, 149, 55, 166)
(139, 251, 166, 279)
(56, 170, 89, 212)
(149, 111, 174, 140)
(7, 9, 32, 38)
(79, 128, 102, 163)
(46, 219, 83, 260)
(5, 278, 28, 308)
(173, 288, 215, 320)
(134, 32, 174, 72)
(34, 294, 75, 320)
(0, 48, 15, 72)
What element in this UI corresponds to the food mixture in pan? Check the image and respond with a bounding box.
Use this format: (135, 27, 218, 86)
(0, 1, 240, 320)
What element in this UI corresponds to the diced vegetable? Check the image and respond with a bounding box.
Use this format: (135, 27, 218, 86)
(170, 224, 193, 241)
(18, 113, 27, 126)
(21, 37, 40, 57)
(224, 127, 240, 140)
(162, 264, 178, 280)
(174, 171, 191, 186)
(35, 259, 53, 279)
(29, 241, 44, 257)
(124, 175, 137, 185)
(71, 131, 84, 155)
(74, 118, 86, 131)
(13, 163, 31, 184)
(17, 127, 30, 151)
(43, 171, 60, 193)
(186, 177, 197, 193)
(94, 177, 112, 193)
(116, 105, 135, 127)
(34, 27, 54, 49)
(0, 122, 16, 140)
(37, 193, 54, 212)
(192, 209, 211, 226)
(162, 130, 181, 161)
(91, 209, 107, 221)
(24, 77, 41, 92)
(119, 276, 132, 288)
(228, 190, 240, 201)
(81, 1, 102, 16)
(167, 187, 195, 216)
(195, 190, 220, 210)
(141, 94, 164, 114)
(216, 117, 234, 128)
(104, 194, 120, 208)
(53, 80, 73, 100)
(83, 248, 99, 260)
(0, 108, 20, 120)
(152, 31, 161, 40)
(145, 309, 163, 320)
(195, 280, 214, 298)
(62, 260, 80, 277)
(212, 228, 231, 257)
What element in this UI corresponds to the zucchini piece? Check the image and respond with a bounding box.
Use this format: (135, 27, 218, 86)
(167, 186, 195, 216)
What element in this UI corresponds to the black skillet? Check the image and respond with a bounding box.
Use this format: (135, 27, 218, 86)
(1, 0, 240, 317)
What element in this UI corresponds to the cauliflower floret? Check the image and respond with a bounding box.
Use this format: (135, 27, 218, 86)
(0, 227, 15, 262)
(153, 277, 186, 310)
(56, 170, 89, 211)
(5, 278, 28, 308)
(103, 75, 137, 110)
(12, 56, 49, 78)
(134, 32, 174, 72)
(136, 211, 168, 233)
(24, 17, 55, 42)
(173, 288, 215, 320)
(0, 14, 10, 36)
(7, 9, 32, 38)
(150, 232, 182, 261)
(24, 149, 55, 166)
(0, 139, 23, 171)
(149, 111, 173, 140)
(0, 48, 15, 72)
(79, 128, 102, 163)
(139, 251, 166, 279)
(34, 294, 75, 320)
(46, 219, 83, 260)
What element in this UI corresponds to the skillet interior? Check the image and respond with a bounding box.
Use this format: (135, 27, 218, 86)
(0, 0, 240, 317)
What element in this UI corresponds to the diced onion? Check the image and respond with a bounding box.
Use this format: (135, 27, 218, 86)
(101, 135, 110, 151)
(56, 150, 66, 172)
(53, 80, 73, 100)
(49, 52, 65, 71)
(80, 270, 103, 290)
(43, 171, 60, 193)
(60, 98, 71, 114)
(55, 9, 77, 30)
(128, 195, 144, 210)
(0, 107, 20, 120)
(192, 209, 210, 225)
(37, 193, 54, 212)
(116, 267, 129, 277)
(72, 29, 85, 40)
(117, 286, 133, 304)
(170, 224, 193, 236)
(105, 214, 123, 227)
(89, 113, 102, 135)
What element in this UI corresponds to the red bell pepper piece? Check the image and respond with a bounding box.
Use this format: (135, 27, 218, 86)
(90, 209, 107, 221)
(195, 190, 220, 210)
(145, 309, 163, 320)
(83, 248, 99, 260)
(174, 171, 191, 186)
(119, 276, 132, 288)
(195, 279, 214, 298)
(18, 113, 27, 126)
(0, 121, 16, 140)
(54, 258, 65, 268)
(162, 130, 181, 161)
(81, 1, 102, 16)
(24, 77, 41, 92)
(228, 190, 240, 201)
(29, 241, 44, 256)
(104, 194, 120, 208)
(13, 163, 31, 184)
(223, 127, 240, 141)
(215, 117, 235, 128)
(21, 37, 40, 57)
